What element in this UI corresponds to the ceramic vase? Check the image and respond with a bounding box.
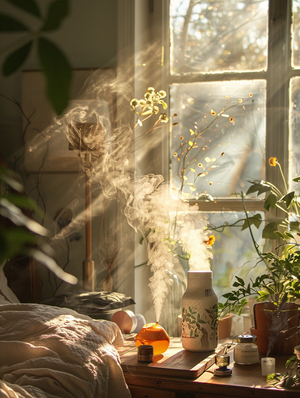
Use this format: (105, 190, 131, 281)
(181, 270, 218, 352)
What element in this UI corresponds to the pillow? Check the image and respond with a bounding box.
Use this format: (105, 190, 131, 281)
(43, 290, 135, 318)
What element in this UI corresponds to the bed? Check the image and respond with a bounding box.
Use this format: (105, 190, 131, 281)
(0, 302, 132, 398)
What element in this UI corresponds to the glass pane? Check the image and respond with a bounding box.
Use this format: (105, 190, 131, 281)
(292, 0, 300, 68)
(208, 212, 266, 301)
(289, 77, 300, 187)
(170, 0, 268, 75)
(170, 80, 266, 199)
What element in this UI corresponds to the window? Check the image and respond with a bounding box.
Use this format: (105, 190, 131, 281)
(132, 0, 300, 332)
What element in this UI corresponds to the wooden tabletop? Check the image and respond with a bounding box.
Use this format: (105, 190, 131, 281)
(120, 337, 300, 398)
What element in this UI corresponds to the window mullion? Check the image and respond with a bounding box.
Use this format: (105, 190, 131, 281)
(266, 0, 291, 188)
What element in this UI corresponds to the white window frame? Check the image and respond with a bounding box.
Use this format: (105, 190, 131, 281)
(117, 0, 299, 320)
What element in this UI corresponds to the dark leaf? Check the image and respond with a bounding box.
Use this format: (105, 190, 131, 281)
(246, 182, 271, 196)
(2, 41, 33, 76)
(0, 198, 48, 236)
(290, 221, 300, 233)
(0, 227, 37, 264)
(279, 191, 295, 209)
(4, 0, 41, 18)
(235, 276, 245, 286)
(241, 214, 262, 230)
(0, 166, 24, 192)
(2, 193, 37, 212)
(41, 0, 69, 31)
(0, 13, 28, 31)
(274, 231, 285, 239)
(264, 193, 277, 211)
(293, 176, 300, 183)
(37, 37, 72, 115)
(262, 222, 279, 239)
(284, 232, 295, 240)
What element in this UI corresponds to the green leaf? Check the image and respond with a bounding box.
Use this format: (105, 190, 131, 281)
(285, 356, 297, 369)
(262, 222, 279, 239)
(41, 0, 69, 31)
(279, 191, 295, 209)
(4, 0, 41, 18)
(2, 41, 33, 76)
(0, 198, 48, 236)
(37, 37, 72, 115)
(2, 193, 37, 212)
(264, 193, 277, 211)
(0, 166, 24, 192)
(284, 232, 295, 240)
(246, 182, 271, 196)
(235, 276, 245, 286)
(0, 227, 37, 263)
(0, 13, 28, 31)
(293, 176, 300, 183)
(274, 231, 285, 239)
(290, 221, 300, 233)
(241, 214, 262, 230)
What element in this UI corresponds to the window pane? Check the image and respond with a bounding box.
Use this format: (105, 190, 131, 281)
(289, 77, 300, 187)
(170, 80, 266, 199)
(292, 0, 300, 68)
(209, 212, 265, 301)
(170, 0, 268, 75)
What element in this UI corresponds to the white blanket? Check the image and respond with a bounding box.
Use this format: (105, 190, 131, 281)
(0, 303, 131, 398)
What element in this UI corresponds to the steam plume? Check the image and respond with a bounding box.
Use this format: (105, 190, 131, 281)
(35, 69, 213, 321)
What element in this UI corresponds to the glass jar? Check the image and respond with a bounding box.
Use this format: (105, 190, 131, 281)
(233, 334, 259, 365)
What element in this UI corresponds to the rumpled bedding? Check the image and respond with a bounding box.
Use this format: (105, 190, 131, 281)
(0, 303, 131, 398)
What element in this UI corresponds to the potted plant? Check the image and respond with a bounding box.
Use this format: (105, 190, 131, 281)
(218, 157, 300, 355)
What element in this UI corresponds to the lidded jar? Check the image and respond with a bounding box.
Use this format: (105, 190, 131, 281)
(233, 334, 259, 365)
(181, 271, 218, 352)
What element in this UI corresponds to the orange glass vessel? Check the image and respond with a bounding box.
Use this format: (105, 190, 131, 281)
(135, 322, 170, 355)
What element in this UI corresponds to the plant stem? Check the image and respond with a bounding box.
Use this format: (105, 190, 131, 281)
(241, 191, 262, 259)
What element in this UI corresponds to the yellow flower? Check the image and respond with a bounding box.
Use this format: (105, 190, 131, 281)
(204, 235, 215, 246)
(211, 109, 216, 116)
(158, 90, 167, 98)
(159, 113, 169, 123)
(269, 157, 277, 167)
(130, 99, 139, 108)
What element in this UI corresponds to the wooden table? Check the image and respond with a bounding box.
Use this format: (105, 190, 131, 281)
(119, 337, 300, 398)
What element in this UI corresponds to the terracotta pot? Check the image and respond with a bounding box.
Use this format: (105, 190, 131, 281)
(250, 302, 300, 355)
(218, 313, 233, 340)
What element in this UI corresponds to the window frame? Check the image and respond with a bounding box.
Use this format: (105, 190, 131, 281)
(123, 0, 300, 320)
(136, 0, 299, 226)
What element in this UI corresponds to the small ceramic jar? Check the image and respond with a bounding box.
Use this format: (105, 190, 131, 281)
(233, 334, 259, 365)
